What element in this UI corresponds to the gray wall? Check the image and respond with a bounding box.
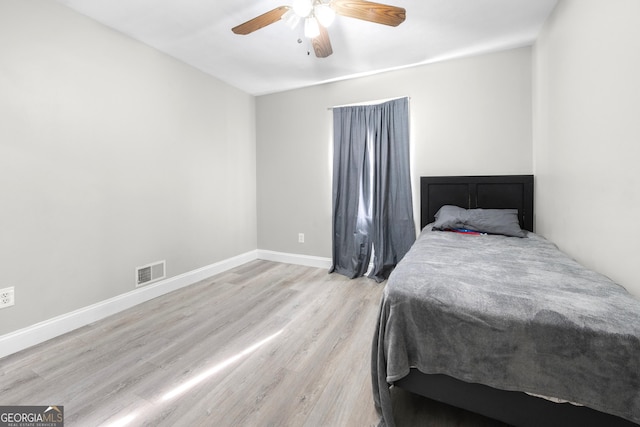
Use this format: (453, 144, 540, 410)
(257, 47, 533, 257)
(533, 0, 640, 296)
(0, 0, 257, 334)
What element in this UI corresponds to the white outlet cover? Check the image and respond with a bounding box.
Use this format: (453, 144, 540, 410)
(0, 287, 15, 308)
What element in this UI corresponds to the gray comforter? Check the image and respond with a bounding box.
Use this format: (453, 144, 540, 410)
(372, 227, 640, 426)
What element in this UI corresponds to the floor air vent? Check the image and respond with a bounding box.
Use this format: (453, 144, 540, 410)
(136, 260, 166, 287)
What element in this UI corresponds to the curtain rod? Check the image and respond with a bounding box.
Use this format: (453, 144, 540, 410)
(327, 96, 410, 110)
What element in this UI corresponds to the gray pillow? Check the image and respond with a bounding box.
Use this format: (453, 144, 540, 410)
(433, 205, 526, 238)
(432, 205, 468, 229)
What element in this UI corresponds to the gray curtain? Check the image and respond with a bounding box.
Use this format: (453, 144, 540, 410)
(330, 97, 415, 282)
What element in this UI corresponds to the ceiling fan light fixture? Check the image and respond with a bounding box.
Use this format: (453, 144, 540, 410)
(292, 0, 313, 17)
(304, 16, 320, 38)
(314, 3, 335, 27)
(281, 9, 301, 29)
(232, 0, 407, 58)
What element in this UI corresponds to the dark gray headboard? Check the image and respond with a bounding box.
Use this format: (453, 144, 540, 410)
(420, 175, 534, 232)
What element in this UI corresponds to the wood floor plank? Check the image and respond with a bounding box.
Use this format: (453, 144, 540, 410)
(0, 260, 508, 426)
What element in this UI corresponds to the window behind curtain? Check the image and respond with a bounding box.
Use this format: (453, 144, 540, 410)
(329, 97, 415, 282)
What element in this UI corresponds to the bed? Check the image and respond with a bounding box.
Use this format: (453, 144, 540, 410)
(372, 175, 640, 427)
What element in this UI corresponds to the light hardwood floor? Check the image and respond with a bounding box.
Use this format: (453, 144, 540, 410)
(0, 260, 507, 426)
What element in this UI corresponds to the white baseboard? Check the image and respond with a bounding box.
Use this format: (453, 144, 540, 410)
(257, 250, 332, 270)
(0, 250, 258, 359)
(0, 249, 333, 359)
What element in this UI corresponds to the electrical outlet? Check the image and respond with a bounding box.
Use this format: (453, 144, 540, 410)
(298, 233, 305, 243)
(0, 287, 15, 308)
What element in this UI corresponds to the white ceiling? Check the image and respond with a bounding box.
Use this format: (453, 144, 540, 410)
(55, 0, 558, 96)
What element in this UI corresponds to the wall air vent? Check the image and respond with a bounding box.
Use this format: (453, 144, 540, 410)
(136, 260, 166, 287)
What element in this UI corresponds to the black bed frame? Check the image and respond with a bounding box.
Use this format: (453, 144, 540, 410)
(395, 175, 637, 427)
(420, 175, 534, 231)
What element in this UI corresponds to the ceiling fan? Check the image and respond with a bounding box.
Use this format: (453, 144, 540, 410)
(231, 0, 406, 58)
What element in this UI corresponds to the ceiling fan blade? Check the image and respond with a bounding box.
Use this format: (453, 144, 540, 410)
(232, 6, 289, 35)
(312, 25, 333, 58)
(331, 0, 406, 27)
